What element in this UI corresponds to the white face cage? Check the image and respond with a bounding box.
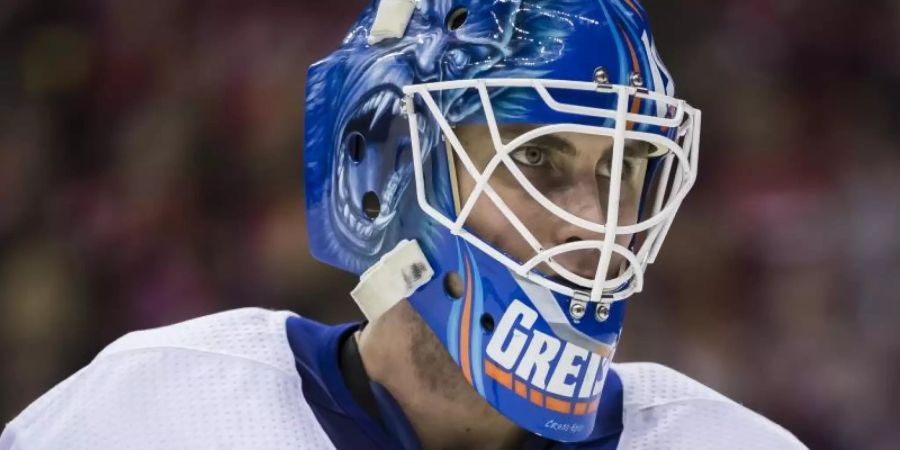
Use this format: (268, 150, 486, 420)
(402, 78, 701, 307)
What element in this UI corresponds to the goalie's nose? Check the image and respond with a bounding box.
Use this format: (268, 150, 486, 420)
(546, 177, 607, 281)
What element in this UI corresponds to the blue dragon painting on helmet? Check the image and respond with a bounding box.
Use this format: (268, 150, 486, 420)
(304, 0, 662, 274)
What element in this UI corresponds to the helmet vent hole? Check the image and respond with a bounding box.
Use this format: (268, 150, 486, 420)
(446, 7, 468, 31)
(480, 314, 495, 333)
(362, 192, 380, 220)
(347, 132, 366, 163)
(444, 272, 464, 299)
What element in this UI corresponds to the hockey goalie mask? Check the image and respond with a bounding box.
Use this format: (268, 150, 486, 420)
(304, 0, 700, 442)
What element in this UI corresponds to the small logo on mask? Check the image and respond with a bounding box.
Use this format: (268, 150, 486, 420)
(544, 419, 586, 434)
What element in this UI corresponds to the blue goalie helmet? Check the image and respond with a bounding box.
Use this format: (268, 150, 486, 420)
(304, 0, 701, 442)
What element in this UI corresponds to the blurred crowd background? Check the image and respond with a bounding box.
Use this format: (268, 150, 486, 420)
(0, 0, 897, 448)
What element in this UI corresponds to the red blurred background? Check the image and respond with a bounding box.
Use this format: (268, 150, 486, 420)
(0, 1, 898, 448)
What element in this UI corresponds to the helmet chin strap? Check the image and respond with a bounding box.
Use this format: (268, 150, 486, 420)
(368, 0, 418, 45)
(351, 239, 435, 321)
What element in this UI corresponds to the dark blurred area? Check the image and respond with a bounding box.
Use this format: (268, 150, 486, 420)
(0, 0, 897, 448)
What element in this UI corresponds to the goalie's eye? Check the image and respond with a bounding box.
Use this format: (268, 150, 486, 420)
(596, 141, 652, 179)
(510, 145, 549, 167)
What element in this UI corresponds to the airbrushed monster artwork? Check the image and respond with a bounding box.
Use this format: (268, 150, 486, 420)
(305, 0, 699, 442)
(306, 0, 596, 271)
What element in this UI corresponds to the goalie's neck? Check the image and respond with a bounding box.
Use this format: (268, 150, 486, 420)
(354, 301, 529, 450)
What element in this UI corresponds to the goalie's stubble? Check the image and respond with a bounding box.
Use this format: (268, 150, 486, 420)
(356, 301, 525, 449)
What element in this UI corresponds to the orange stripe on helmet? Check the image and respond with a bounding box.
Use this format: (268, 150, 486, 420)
(622, 0, 642, 16)
(483, 356, 605, 416)
(529, 389, 544, 407)
(574, 402, 589, 415)
(514, 379, 528, 398)
(459, 256, 474, 385)
(620, 25, 643, 128)
(484, 360, 513, 389)
(546, 397, 573, 414)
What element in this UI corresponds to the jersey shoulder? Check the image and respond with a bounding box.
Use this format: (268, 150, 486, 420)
(96, 307, 298, 372)
(611, 362, 806, 450)
(1, 308, 335, 450)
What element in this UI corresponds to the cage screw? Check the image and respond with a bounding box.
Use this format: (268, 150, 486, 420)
(593, 67, 610, 86)
(401, 96, 412, 118)
(629, 72, 645, 88)
(569, 298, 588, 321)
(595, 302, 611, 322)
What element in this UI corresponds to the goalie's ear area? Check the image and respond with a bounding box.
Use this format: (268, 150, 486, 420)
(368, 0, 417, 44)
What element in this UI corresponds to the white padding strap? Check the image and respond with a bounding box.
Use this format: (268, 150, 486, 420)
(351, 239, 434, 320)
(368, 0, 417, 45)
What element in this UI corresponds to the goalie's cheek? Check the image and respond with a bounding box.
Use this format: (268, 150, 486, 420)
(460, 186, 540, 263)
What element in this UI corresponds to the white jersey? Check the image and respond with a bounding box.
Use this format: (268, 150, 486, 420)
(0, 308, 804, 450)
